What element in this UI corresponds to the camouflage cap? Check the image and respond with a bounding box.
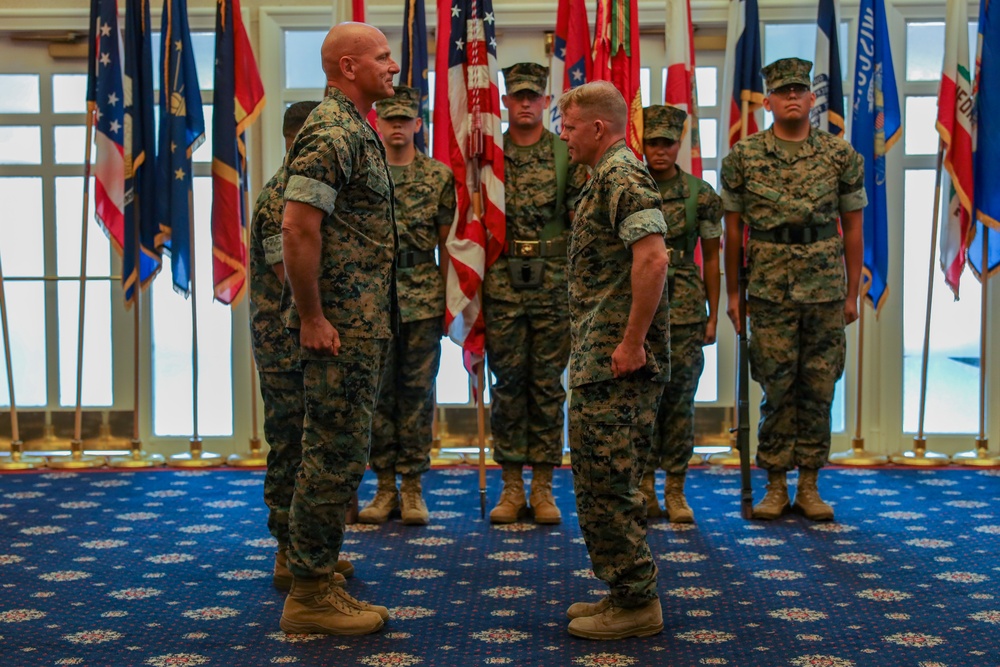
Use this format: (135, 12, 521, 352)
(643, 105, 687, 142)
(376, 85, 421, 119)
(761, 57, 813, 91)
(502, 62, 549, 96)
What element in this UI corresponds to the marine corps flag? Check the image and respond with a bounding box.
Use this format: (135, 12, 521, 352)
(850, 0, 902, 313)
(936, 0, 974, 295)
(210, 0, 265, 306)
(156, 0, 205, 296)
(122, 0, 161, 306)
(548, 0, 592, 134)
(593, 0, 642, 155)
(971, 0, 1000, 280)
(400, 0, 430, 152)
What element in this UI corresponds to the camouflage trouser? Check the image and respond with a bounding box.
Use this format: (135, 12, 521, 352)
(287, 337, 388, 578)
(748, 297, 846, 471)
(484, 297, 569, 466)
(259, 370, 305, 547)
(569, 372, 663, 608)
(649, 323, 705, 475)
(370, 317, 442, 476)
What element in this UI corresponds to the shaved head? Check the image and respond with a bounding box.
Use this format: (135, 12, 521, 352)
(321, 22, 383, 82)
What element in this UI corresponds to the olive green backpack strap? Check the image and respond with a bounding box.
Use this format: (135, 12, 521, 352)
(541, 133, 570, 241)
(682, 171, 700, 254)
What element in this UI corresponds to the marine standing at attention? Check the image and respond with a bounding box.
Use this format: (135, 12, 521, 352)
(278, 22, 399, 636)
(485, 62, 586, 526)
(361, 85, 456, 527)
(721, 58, 866, 522)
(559, 80, 670, 640)
(640, 104, 723, 523)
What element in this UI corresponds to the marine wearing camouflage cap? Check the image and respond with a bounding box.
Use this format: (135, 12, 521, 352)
(761, 57, 813, 92)
(502, 62, 549, 96)
(376, 85, 421, 119)
(643, 105, 688, 142)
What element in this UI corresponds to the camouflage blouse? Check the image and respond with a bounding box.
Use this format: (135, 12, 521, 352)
(721, 127, 867, 304)
(568, 140, 670, 389)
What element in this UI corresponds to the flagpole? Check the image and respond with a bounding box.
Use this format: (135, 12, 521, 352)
(954, 224, 999, 465)
(228, 204, 266, 468)
(169, 199, 222, 468)
(0, 251, 46, 470)
(885, 145, 948, 466)
(49, 107, 104, 470)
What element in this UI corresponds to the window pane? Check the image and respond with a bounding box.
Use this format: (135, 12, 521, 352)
(53, 74, 88, 113)
(699, 118, 718, 159)
(694, 342, 717, 402)
(0, 177, 44, 276)
(832, 376, 845, 433)
(54, 125, 97, 165)
(702, 169, 718, 190)
(192, 105, 213, 163)
(58, 281, 113, 406)
(498, 72, 507, 109)
(0, 283, 47, 407)
(906, 23, 944, 82)
(151, 31, 216, 91)
(436, 338, 470, 404)
(696, 66, 717, 108)
(764, 24, 815, 67)
(640, 67, 651, 108)
(284, 30, 327, 89)
(904, 96, 939, 155)
(0, 74, 40, 113)
(428, 71, 436, 111)
(902, 169, 980, 434)
(55, 177, 111, 277)
(0, 126, 42, 165)
(152, 177, 233, 436)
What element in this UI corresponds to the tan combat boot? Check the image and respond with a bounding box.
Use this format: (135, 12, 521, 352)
(358, 470, 398, 524)
(528, 464, 561, 525)
(274, 549, 356, 592)
(567, 598, 664, 639)
(793, 468, 835, 521)
(663, 474, 695, 523)
(753, 470, 790, 520)
(489, 464, 528, 524)
(279, 576, 384, 635)
(400, 474, 430, 526)
(640, 473, 663, 519)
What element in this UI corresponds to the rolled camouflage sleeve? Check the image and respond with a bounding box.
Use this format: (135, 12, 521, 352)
(838, 147, 868, 213)
(284, 126, 353, 215)
(615, 168, 667, 248)
(720, 148, 745, 213)
(698, 185, 724, 239)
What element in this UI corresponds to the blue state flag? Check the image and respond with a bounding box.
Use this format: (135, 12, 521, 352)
(850, 0, 901, 314)
(155, 0, 205, 296)
(122, 0, 161, 306)
(401, 0, 430, 153)
(971, 0, 1000, 279)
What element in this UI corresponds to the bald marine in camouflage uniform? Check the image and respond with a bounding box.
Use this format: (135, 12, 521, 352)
(361, 86, 456, 526)
(278, 23, 399, 636)
(486, 62, 587, 525)
(721, 58, 866, 522)
(249, 101, 357, 590)
(559, 81, 670, 640)
(641, 105, 723, 523)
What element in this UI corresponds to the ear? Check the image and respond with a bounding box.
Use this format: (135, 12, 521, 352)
(340, 55, 357, 82)
(414, 117, 424, 133)
(762, 96, 773, 113)
(593, 118, 606, 141)
(501, 94, 510, 109)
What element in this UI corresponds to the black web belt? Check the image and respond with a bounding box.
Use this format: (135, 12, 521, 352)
(749, 221, 839, 245)
(506, 237, 568, 258)
(396, 249, 436, 269)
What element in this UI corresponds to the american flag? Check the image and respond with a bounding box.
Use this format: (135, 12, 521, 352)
(86, 0, 126, 262)
(434, 0, 506, 371)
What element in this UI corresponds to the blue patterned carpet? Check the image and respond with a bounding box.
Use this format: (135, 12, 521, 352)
(2, 465, 1000, 667)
